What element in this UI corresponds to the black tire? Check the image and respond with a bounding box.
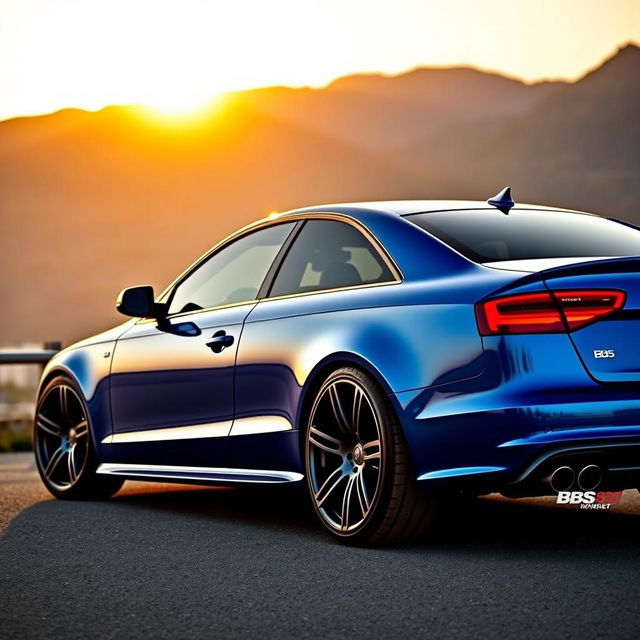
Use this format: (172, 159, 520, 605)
(34, 375, 124, 500)
(304, 366, 437, 544)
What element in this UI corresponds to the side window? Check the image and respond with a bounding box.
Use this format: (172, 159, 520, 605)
(168, 222, 295, 315)
(269, 220, 395, 298)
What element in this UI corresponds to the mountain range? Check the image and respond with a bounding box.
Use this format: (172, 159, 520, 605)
(1, 43, 639, 345)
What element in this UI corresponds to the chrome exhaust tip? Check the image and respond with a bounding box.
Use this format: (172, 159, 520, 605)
(550, 466, 575, 492)
(577, 464, 602, 491)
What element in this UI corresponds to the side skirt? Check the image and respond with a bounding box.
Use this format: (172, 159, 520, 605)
(96, 462, 304, 484)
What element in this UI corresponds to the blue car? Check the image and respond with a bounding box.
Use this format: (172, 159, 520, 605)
(34, 188, 640, 543)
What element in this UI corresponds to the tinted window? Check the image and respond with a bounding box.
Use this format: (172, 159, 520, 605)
(168, 223, 294, 314)
(269, 219, 394, 297)
(406, 209, 640, 263)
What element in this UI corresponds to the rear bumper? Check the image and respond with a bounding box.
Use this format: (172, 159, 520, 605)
(410, 431, 640, 495)
(392, 331, 640, 494)
(395, 382, 640, 494)
(503, 439, 640, 494)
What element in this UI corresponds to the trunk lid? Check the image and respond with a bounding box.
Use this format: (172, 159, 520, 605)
(540, 257, 640, 383)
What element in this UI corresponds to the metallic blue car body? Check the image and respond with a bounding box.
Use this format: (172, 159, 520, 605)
(38, 201, 640, 494)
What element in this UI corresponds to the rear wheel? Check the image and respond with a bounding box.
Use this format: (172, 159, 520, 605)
(34, 375, 124, 499)
(304, 367, 437, 544)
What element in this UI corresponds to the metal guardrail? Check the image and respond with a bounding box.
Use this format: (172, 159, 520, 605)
(0, 342, 61, 446)
(0, 342, 61, 366)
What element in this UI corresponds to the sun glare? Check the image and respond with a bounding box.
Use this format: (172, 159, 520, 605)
(146, 96, 209, 118)
(140, 80, 226, 120)
(136, 92, 231, 129)
(145, 97, 213, 121)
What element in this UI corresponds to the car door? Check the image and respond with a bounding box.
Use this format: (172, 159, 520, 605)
(228, 217, 398, 471)
(107, 221, 297, 468)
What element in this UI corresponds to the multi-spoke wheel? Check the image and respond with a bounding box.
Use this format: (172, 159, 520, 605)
(305, 367, 437, 544)
(34, 376, 123, 499)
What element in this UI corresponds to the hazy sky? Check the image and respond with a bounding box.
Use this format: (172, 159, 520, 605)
(1, 0, 639, 121)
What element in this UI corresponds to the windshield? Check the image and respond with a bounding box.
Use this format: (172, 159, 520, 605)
(405, 209, 640, 263)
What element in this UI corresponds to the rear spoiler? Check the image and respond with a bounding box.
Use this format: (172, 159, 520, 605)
(538, 256, 640, 280)
(488, 255, 640, 298)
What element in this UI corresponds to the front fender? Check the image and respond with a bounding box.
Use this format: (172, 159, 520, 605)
(39, 340, 117, 452)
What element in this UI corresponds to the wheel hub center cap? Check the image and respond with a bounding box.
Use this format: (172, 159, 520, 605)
(352, 443, 364, 465)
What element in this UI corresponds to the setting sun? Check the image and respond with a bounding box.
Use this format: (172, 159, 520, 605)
(136, 93, 233, 131)
(142, 88, 218, 119)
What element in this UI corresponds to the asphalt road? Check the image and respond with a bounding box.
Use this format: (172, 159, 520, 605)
(1, 452, 639, 640)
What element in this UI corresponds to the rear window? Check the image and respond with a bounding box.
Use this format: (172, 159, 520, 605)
(405, 209, 640, 263)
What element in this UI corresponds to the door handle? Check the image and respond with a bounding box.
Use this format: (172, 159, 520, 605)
(206, 331, 234, 353)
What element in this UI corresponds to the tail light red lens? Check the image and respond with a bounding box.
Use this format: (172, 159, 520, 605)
(476, 290, 625, 335)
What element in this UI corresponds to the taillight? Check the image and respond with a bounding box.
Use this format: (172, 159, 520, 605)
(475, 290, 625, 336)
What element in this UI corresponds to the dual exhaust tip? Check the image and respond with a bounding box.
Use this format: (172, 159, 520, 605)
(549, 464, 603, 493)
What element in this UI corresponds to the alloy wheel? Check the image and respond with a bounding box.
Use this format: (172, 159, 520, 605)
(35, 384, 90, 491)
(307, 377, 383, 534)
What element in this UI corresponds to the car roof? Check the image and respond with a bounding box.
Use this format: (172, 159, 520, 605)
(281, 200, 591, 218)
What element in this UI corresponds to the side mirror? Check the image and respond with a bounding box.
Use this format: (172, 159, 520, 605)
(116, 286, 157, 318)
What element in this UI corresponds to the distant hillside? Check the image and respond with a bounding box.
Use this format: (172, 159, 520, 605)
(0, 101, 423, 344)
(395, 43, 640, 215)
(237, 67, 562, 151)
(0, 44, 638, 345)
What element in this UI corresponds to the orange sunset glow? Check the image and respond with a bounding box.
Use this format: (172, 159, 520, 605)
(1, 0, 639, 350)
(0, 0, 639, 122)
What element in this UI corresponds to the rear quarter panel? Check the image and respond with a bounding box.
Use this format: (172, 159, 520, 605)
(235, 273, 517, 430)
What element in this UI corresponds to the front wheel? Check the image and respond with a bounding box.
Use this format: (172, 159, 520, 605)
(304, 367, 437, 544)
(34, 375, 124, 500)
